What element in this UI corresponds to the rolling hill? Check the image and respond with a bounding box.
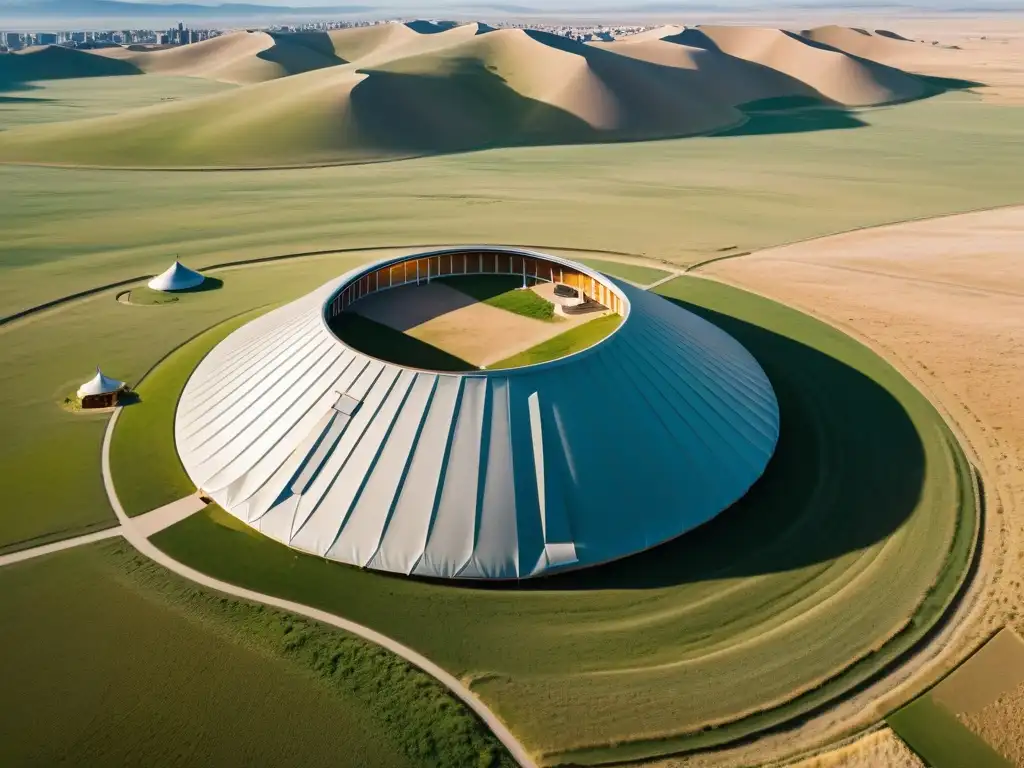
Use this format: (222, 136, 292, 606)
(596, 25, 929, 108)
(0, 44, 142, 86)
(92, 30, 346, 84)
(0, 22, 947, 168)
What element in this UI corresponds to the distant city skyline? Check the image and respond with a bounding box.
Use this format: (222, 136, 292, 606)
(2, 0, 1020, 35)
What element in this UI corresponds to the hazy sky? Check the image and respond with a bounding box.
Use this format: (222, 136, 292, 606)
(14, 0, 1018, 6)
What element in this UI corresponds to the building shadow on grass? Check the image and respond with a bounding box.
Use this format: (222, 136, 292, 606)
(462, 299, 927, 592)
(173, 276, 224, 294)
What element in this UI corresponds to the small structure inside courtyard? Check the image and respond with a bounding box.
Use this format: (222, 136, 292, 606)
(148, 260, 206, 292)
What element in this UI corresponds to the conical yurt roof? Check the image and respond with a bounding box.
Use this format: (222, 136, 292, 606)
(77, 368, 125, 398)
(175, 248, 780, 581)
(148, 260, 205, 292)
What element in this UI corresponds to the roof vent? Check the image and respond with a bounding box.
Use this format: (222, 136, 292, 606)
(333, 392, 362, 416)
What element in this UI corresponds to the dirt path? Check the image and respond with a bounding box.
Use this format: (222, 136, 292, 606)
(665, 205, 1024, 767)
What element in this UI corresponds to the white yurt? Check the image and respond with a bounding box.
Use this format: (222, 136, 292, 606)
(77, 368, 127, 408)
(148, 260, 205, 292)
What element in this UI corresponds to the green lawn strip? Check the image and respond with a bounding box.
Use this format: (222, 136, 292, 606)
(0, 539, 512, 768)
(110, 307, 271, 517)
(147, 277, 975, 764)
(439, 275, 557, 321)
(887, 694, 1012, 768)
(576, 258, 671, 285)
(329, 313, 476, 371)
(487, 314, 622, 369)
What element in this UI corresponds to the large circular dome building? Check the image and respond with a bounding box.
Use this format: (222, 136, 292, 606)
(175, 248, 779, 580)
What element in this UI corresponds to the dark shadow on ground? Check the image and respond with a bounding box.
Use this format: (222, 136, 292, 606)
(718, 107, 867, 136)
(0, 94, 57, 104)
(118, 391, 142, 407)
(262, 31, 349, 72)
(328, 312, 475, 372)
(437, 274, 532, 301)
(0, 46, 142, 89)
(916, 73, 985, 92)
(170, 276, 223, 294)
(405, 19, 461, 34)
(459, 298, 927, 591)
(343, 281, 478, 331)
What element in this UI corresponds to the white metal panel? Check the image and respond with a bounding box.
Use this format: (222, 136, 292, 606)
(368, 375, 462, 575)
(414, 376, 487, 578)
(321, 370, 418, 563)
(334, 374, 438, 567)
(459, 379, 519, 579)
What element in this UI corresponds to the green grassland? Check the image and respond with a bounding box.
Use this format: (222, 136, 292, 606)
(576, 258, 671, 285)
(0, 76, 234, 130)
(331, 312, 477, 372)
(887, 695, 1012, 768)
(139, 277, 975, 764)
(0, 540, 513, 768)
(0, 81, 1009, 764)
(0, 254, 373, 553)
(3, 94, 1024, 319)
(440, 274, 557, 321)
(488, 314, 622, 369)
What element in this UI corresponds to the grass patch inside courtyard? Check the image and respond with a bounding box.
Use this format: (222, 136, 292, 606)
(144, 277, 975, 764)
(0, 540, 513, 768)
(440, 274, 557, 321)
(487, 313, 622, 369)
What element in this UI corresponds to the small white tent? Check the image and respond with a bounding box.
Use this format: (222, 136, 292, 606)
(77, 368, 125, 398)
(148, 260, 205, 292)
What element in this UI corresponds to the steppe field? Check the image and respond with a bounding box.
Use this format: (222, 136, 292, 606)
(2, 13, 1023, 768)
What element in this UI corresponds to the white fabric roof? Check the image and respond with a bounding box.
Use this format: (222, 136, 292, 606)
(148, 260, 205, 292)
(78, 368, 125, 397)
(175, 249, 779, 580)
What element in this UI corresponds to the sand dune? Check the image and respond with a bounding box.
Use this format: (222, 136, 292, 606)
(594, 33, 822, 108)
(363, 29, 741, 136)
(800, 25, 930, 61)
(0, 45, 142, 85)
(799, 25, 968, 82)
(0, 22, 946, 168)
(680, 26, 927, 106)
(93, 30, 345, 85)
(328, 21, 494, 68)
(615, 25, 686, 42)
(0, 27, 742, 167)
(594, 25, 928, 108)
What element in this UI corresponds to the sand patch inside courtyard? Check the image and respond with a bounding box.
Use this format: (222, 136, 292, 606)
(351, 280, 605, 368)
